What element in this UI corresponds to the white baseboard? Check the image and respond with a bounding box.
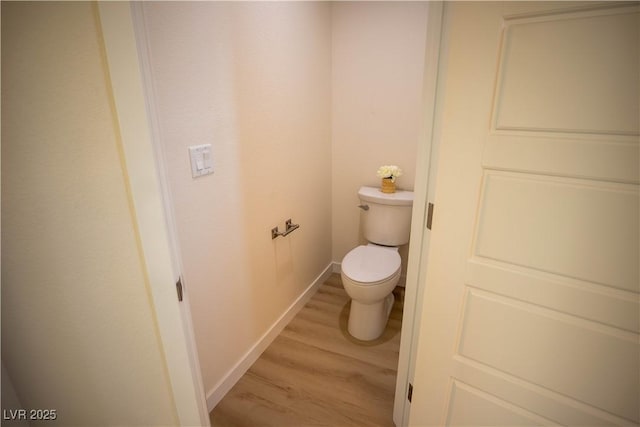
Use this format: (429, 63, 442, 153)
(205, 262, 334, 411)
(331, 261, 341, 274)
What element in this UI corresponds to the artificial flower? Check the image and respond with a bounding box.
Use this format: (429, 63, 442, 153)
(376, 165, 403, 182)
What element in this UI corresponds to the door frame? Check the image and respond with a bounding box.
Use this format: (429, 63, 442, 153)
(393, 2, 446, 426)
(97, 3, 210, 425)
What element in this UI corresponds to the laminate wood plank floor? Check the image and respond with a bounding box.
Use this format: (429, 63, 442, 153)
(210, 273, 404, 427)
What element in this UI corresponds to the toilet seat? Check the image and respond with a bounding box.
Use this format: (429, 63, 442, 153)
(341, 245, 401, 284)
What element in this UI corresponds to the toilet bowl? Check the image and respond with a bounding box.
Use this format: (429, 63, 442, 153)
(341, 244, 401, 340)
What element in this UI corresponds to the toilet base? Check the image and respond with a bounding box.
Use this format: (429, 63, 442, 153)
(348, 292, 395, 341)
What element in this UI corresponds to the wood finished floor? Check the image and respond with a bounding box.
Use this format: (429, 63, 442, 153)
(210, 273, 404, 427)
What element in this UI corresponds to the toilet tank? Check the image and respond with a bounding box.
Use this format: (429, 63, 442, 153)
(358, 186, 414, 246)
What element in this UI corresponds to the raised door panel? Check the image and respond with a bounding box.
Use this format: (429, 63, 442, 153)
(474, 172, 639, 293)
(494, 6, 639, 135)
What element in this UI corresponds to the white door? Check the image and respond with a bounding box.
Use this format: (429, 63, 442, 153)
(410, 2, 639, 426)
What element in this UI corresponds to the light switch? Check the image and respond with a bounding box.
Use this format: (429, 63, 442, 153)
(203, 150, 212, 169)
(189, 144, 214, 178)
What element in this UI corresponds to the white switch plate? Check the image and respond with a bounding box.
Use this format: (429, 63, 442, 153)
(188, 144, 213, 178)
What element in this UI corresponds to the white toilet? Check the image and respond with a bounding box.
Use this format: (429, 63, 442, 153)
(341, 186, 414, 341)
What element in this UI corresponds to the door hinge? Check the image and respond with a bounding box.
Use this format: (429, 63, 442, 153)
(426, 202, 434, 230)
(408, 382, 413, 402)
(176, 277, 183, 302)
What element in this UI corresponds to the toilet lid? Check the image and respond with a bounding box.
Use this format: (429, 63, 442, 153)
(342, 245, 401, 284)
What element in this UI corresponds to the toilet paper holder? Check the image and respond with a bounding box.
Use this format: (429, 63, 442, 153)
(271, 219, 300, 239)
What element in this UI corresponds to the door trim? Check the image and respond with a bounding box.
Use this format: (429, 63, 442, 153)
(97, 3, 210, 425)
(393, 2, 445, 425)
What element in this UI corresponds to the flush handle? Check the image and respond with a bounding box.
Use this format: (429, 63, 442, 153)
(358, 204, 369, 211)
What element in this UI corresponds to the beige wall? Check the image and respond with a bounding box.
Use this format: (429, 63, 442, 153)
(1, 2, 178, 425)
(331, 2, 428, 271)
(139, 2, 333, 398)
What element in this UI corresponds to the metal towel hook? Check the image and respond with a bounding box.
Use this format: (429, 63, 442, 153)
(271, 219, 300, 239)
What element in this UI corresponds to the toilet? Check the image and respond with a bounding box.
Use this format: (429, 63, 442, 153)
(341, 186, 414, 341)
